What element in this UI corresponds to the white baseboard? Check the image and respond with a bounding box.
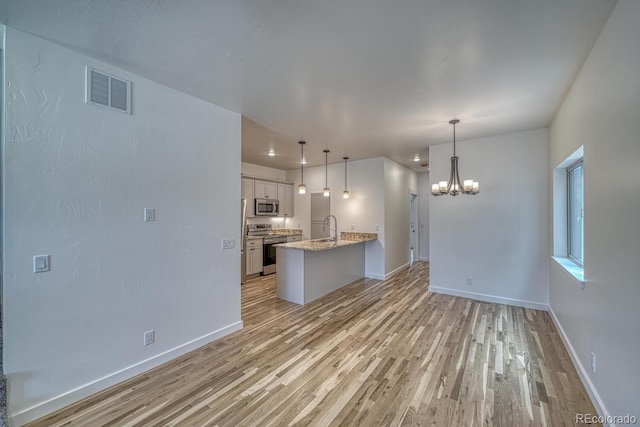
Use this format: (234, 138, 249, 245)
(384, 263, 409, 280)
(366, 262, 421, 281)
(548, 307, 613, 426)
(418, 256, 429, 261)
(10, 321, 243, 426)
(428, 286, 548, 311)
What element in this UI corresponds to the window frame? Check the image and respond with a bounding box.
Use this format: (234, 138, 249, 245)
(566, 159, 584, 267)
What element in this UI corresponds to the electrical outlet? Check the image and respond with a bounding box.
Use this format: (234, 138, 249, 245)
(221, 238, 235, 250)
(467, 277, 473, 286)
(375, 224, 380, 232)
(591, 352, 596, 373)
(144, 330, 155, 346)
(144, 208, 156, 222)
(351, 224, 355, 230)
(33, 255, 51, 273)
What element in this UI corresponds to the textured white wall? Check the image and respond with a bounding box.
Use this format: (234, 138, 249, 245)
(429, 129, 550, 308)
(384, 158, 418, 277)
(549, 0, 640, 418)
(286, 157, 386, 278)
(417, 172, 430, 261)
(4, 28, 242, 423)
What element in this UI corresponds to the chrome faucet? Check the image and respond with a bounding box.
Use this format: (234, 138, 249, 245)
(323, 215, 338, 241)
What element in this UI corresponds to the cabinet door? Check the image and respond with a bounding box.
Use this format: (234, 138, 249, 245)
(265, 182, 277, 199)
(254, 180, 266, 199)
(255, 180, 277, 199)
(248, 247, 263, 275)
(278, 183, 294, 217)
(255, 179, 279, 200)
(242, 179, 255, 217)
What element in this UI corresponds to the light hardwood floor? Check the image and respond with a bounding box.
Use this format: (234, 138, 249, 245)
(27, 262, 599, 426)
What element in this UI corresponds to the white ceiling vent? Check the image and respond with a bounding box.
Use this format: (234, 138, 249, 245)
(85, 67, 131, 114)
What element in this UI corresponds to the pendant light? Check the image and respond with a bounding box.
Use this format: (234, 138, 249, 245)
(432, 120, 479, 196)
(298, 141, 306, 194)
(342, 156, 350, 199)
(323, 149, 330, 197)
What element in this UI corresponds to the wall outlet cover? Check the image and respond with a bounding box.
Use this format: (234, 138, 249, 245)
(144, 208, 156, 222)
(34, 255, 51, 273)
(144, 330, 155, 346)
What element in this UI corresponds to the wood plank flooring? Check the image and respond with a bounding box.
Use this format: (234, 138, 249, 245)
(27, 262, 599, 426)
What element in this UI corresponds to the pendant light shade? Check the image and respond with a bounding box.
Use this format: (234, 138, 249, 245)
(298, 141, 306, 194)
(323, 149, 330, 197)
(432, 120, 479, 196)
(342, 156, 350, 199)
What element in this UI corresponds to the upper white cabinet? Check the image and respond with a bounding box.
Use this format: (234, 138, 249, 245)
(278, 183, 294, 217)
(242, 178, 255, 217)
(255, 180, 278, 200)
(242, 175, 294, 217)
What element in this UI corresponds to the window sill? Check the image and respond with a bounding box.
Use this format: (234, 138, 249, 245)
(552, 256, 585, 288)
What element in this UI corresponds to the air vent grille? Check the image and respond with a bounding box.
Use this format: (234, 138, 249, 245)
(86, 67, 131, 114)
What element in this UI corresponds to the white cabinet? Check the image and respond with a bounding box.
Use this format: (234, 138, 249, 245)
(287, 234, 302, 243)
(242, 178, 255, 217)
(255, 180, 277, 200)
(278, 183, 294, 217)
(246, 239, 263, 275)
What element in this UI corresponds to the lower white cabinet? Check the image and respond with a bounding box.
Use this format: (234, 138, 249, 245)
(247, 239, 263, 275)
(287, 234, 302, 243)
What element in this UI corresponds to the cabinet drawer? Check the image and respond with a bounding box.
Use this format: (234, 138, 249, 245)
(247, 239, 262, 248)
(287, 235, 302, 242)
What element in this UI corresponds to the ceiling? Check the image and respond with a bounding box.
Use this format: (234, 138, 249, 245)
(1, 0, 617, 172)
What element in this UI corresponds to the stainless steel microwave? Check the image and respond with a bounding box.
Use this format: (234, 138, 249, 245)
(255, 198, 279, 216)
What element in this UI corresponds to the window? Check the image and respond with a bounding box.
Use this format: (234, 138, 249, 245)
(567, 161, 584, 266)
(552, 146, 584, 284)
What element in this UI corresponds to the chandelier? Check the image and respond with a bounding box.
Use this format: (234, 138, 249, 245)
(432, 119, 479, 196)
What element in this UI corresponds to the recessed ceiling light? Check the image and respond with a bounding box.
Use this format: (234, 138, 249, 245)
(300, 159, 307, 165)
(413, 155, 421, 162)
(267, 149, 276, 157)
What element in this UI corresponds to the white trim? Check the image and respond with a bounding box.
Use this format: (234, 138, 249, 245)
(548, 307, 613, 426)
(418, 256, 429, 261)
(551, 256, 585, 287)
(429, 286, 548, 311)
(366, 262, 411, 281)
(10, 321, 243, 426)
(384, 263, 409, 280)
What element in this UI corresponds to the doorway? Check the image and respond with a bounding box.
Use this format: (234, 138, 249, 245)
(409, 193, 418, 267)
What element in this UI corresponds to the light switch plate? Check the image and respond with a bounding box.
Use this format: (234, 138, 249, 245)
(144, 208, 156, 222)
(34, 255, 50, 273)
(221, 238, 235, 250)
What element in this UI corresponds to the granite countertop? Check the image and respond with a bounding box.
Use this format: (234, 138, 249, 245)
(276, 232, 377, 252)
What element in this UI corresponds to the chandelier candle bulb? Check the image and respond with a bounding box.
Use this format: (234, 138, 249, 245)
(432, 184, 439, 195)
(472, 182, 479, 193)
(439, 181, 448, 191)
(464, 180, 473, 191)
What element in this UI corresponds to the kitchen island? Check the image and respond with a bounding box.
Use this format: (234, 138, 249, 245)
(275, 232, 377, 305)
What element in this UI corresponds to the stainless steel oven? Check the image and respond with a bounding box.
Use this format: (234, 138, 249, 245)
(262, 235, 287, 275)
(255, 198, 279, 216)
